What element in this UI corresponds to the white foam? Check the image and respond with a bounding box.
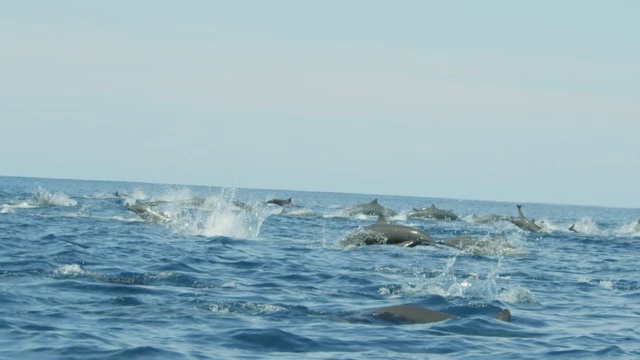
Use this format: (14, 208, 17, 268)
(53, 264, 91, 277)
(568, 217, 604, 235)
(33, 186, 78, 207)
(498, 286, 538, 304)
(162, 188, 273, 239)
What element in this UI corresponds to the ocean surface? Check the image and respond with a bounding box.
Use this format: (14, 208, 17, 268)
(1, 176, 639, 359)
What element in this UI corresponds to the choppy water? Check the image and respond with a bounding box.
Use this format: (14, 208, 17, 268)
(1, 176, 639, 359)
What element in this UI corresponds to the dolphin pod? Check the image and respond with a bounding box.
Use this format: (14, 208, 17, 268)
(368, 304, 511, 324)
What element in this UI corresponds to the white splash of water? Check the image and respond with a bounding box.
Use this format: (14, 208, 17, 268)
(498, 286, 538, 304)
(567, 217, 604, 235)
(53, 264, 92, 277)
(33, 186, 78, 206)
(614, 220, 640, 237)
(163, 188, 274, 239)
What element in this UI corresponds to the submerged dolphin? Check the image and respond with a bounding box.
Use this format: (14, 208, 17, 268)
(127, 200, 171, 223)
(368, 305, 511, 324)
(468, 214, 506, 224)
(407, 204, 460, 220)
(505, 205, 543, 232)
(344, 199, 398, 218)
(341, 215, 436, 247)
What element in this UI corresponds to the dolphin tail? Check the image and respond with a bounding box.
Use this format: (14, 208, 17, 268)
(494, 309, 511, 322)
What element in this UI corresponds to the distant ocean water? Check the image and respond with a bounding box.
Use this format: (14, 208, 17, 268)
(1, 175, 639, 359)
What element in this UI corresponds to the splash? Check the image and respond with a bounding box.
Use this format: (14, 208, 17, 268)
(380, 256, 500, 299)
(153, 188, 276, 239)
(53, 264, 92, 277)
(567, 217, 604, 235)
(578, 276, 616, 290)
(498, 286, 538, 304)
(445, 233, 527, 256)
(614, 220, 640, 237)
(33, 186, 78, 206)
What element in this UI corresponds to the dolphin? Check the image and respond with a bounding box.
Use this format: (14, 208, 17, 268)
(505, 205, 543, 232)
(127, 200, 171, 223)
(368, 305, 511, 324)
(407, 204, 460, 221)
(568, 223, 579, 233)
(468, 214, 506, 224)
(341, 215, 436, 247)
(344, 199, 398, 218)
(266, 197, 294, 207)
(342, 215, 511, 251)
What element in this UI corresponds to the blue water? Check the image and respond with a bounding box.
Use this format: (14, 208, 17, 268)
(1, 176, 639, 359)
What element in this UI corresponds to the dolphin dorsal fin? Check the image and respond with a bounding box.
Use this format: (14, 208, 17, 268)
(431, 204, 436, 209)
(371, 199, 378, 205)
(376, 214, 389, 224)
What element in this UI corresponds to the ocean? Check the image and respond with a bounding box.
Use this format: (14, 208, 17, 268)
(1, 176, 638, 359)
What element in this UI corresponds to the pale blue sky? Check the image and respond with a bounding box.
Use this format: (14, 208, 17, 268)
(2, 1, 639, 208)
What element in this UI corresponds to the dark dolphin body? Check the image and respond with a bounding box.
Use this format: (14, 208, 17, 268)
(266, 197, 294, 207)
(407, 204, 460, 220)
(127, 200, 171, 223)
(368, 305, 511, 324)
(344, 199, 398, 218)
(568, 223, 579, 233)
(341, 215, 436, 247)
(341, 215, 512, 252)
(505, 205, 543, 232)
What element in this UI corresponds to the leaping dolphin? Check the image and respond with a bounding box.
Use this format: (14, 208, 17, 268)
(368, 305, 511, 324)
(266, 197, 294, 207)
(343, 199, 398, 218)
(505, 205, 543, 232)
(407, 204, 460, 221)
(127, 200, 171, 223)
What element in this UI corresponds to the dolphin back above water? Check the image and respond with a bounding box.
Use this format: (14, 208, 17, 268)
(344, 199, 398, 218)
(341, 215, 435, 247)
(368, 305, 511, 324)
(407, 204, 460, 220)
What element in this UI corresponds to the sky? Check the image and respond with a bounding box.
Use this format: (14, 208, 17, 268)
(1, 1, 639, 208)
